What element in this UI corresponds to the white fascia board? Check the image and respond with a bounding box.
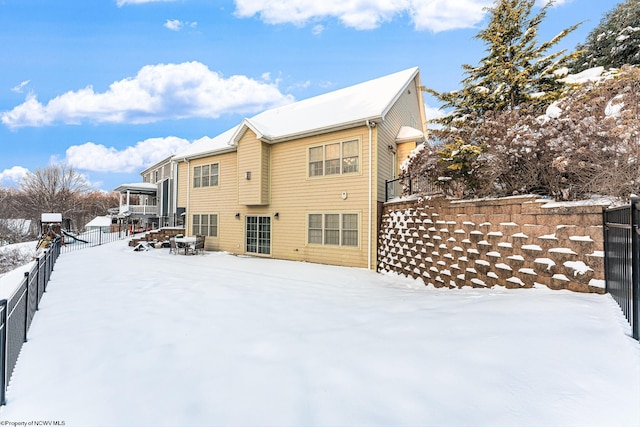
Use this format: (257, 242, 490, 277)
(262, 116, 383, 144)
(173, 146, 237, 163)
(230, 119, 267, 146)
(140, 155, 175, 175)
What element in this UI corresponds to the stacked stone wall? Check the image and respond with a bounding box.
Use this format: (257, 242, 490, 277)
(378, 196, 605, 294)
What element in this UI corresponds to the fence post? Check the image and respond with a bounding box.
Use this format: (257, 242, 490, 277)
(23, 272, 29, 343)
(385, 179, 389, 202)
(632, 197, 640, 340)
(0, 299, 7, 406)
(44, 249, 50, 292)
(35, 256, 40, 311)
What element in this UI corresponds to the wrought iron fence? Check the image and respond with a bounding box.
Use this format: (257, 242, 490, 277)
(0, 239, 61, 405)
(603, 198, 640, 340)
(60, 226, 128, 254)
(385, 174, 439, 202)
(0, 224, 130, 405)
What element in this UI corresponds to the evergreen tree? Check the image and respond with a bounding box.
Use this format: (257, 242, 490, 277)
(571, 0, 640, 72)
(427, 0, 580, 123)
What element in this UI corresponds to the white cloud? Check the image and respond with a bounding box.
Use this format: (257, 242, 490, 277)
(1, 62, 295, 129)
(232, 0, 495, 32)
(64, 136, 192, 174)
(165, 19, 197, 31)
(0, 166, 30, 185)
(11, 80, 30, 94)
(425, 103, 444, 122)
(312, 24, 325, 35)
(424, 103, 446, 129)
(165, 19, 183, 31)
(116, 0, 176, 6)
(286, 80, 311, 92)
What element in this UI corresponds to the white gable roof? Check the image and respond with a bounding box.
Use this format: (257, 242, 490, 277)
(174, 126, 239, 161)
(86, 216, 112, 228)
(239, 67, 420, 142)
(175, 67, 420, 160)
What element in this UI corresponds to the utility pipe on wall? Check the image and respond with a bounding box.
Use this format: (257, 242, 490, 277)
(366, 120, 376, 270)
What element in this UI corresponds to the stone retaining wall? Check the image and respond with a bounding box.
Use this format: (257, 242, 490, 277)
(128, 227, 185, 247)
(378, 196, 606, 293)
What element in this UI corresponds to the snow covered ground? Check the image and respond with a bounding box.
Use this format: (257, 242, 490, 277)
(0, 239, 638, 426)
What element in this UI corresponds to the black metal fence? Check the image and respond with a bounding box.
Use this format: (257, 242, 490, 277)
(385, 174, 439, 202)
(603, 198, 640, 340)
(0, 239, 61, 405)
(60, 226, 128, 254)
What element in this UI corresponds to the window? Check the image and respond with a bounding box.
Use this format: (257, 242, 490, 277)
(307, 213, 358, 247)
(325, 143, 340, 175)
(342, 214, 358, 246)
(192, 214, 218, 237)
(308, 214, 322, 244)
(193, 163, 219, 188)
(308, 140, 359, 177)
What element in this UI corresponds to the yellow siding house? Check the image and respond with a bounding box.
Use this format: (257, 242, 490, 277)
(172, 67, 427, 269)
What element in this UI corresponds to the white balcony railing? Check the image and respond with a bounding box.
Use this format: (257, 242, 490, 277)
(119, 204, 158, 216)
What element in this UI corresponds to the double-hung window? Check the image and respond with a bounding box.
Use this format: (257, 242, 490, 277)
(308, 213, 358, 247)
(308, 140, 359, 177)
(192, 214, 218, 237)
(193, 163, 219, 188)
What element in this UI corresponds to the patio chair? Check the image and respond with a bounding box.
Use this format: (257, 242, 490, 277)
(188, 235, 205, 255)
(169, 237, 177, 254)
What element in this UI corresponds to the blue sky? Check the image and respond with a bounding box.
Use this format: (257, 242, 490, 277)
(0, 0, 620, 191)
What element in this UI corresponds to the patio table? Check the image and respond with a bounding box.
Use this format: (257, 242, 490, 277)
(174, 236, 196, 255)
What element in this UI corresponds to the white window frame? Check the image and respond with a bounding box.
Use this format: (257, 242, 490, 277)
(308, 139, 360, 178)
(307, 213, 359, 247)
(193, 163, 219, 188)
(192, 213, 218, 237)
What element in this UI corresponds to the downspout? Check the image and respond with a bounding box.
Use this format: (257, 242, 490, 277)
(171, 159, 178, 226)
(366, 120, 376, 270)
(186, 159, 191, 234)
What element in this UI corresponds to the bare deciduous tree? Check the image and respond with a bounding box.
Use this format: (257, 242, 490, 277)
(19, 164, 90, 229)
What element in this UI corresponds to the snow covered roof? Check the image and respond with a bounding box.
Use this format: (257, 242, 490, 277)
(173, 126, 239, 161)
(113, 182, 158, 195)
(395, 126, 425, 144)
(175, 67, 420, 160)
(41, 213, 62, 223)
(85, 216, 112, 228)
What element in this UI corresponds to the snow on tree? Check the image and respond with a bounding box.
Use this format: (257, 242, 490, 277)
(426, 0, 581, 124)
(407, 66, 640, 200)
(571, 0, 640, 72)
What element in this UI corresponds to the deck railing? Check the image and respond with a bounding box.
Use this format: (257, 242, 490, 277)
(119, 204, 158, 216)
(385, 174, 439, 202)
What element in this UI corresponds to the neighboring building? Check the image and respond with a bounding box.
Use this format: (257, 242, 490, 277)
(171, 67, 427, 269)
(85, 216, 113, 233)
(140, 156, 180, 227)
(112, 156, 180, 230)
(112, 182, 159, 232)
